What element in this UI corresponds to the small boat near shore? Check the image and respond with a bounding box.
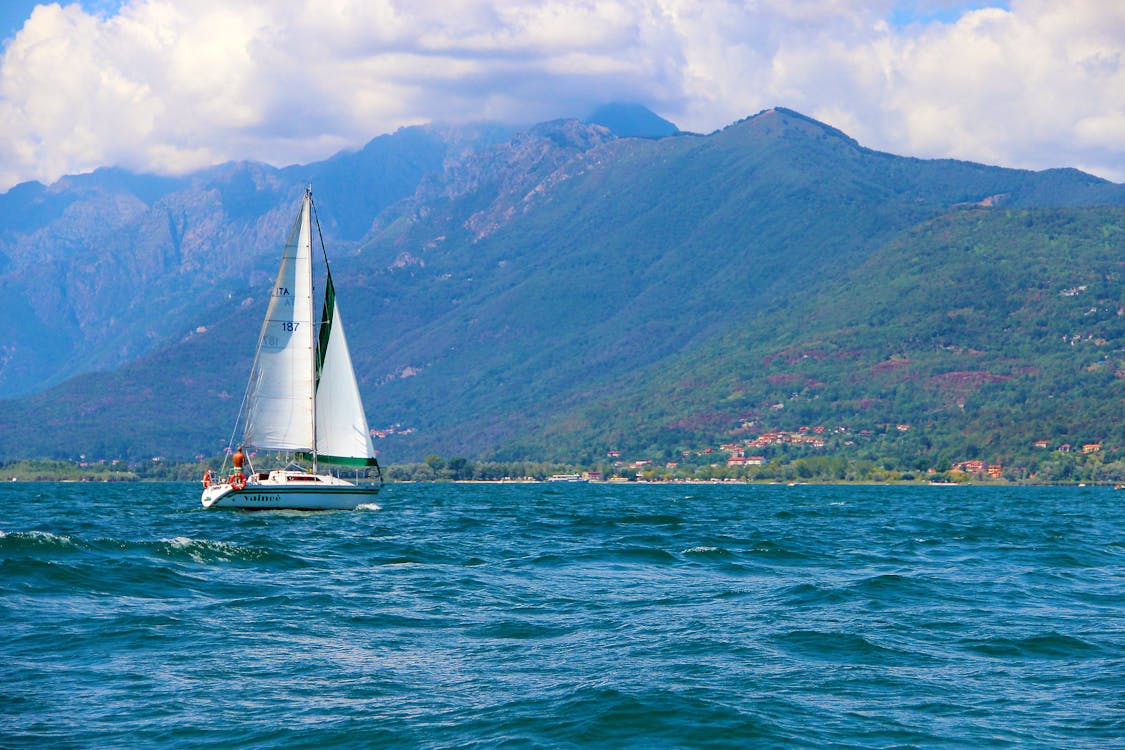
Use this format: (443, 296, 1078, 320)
(546, 473, 585, 482)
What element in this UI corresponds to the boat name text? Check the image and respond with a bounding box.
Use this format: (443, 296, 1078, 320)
(242, 495, 283, 503)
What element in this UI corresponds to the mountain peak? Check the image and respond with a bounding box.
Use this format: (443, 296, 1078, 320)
(715, 107, 861, 150)
(585, 102, 680, 138)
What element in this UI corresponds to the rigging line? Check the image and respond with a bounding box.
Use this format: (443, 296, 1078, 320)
(224, 316, 268, 473)
(222, 376, 252, 474)
(308, 187, 333, 281)
(308, 187, 333, 380)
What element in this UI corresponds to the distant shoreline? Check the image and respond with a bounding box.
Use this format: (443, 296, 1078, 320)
(4, 476, 1120, 488)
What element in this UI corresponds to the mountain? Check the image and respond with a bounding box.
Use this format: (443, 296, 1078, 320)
(586, 102, 681, 138)
(342, 109, 1125, 464)
(0, 123, 510, 397)
(0, 106, 1122, 467)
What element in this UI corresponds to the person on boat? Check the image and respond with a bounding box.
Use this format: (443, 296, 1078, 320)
(232, 446, 246, 472)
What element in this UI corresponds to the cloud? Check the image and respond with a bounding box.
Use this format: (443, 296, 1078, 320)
(0, 0, 1122, 191)
(870, 1, 1125, 178)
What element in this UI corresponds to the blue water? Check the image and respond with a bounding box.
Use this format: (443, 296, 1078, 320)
(2, 482, 1122, 748)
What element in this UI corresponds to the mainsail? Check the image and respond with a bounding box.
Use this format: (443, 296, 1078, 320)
(242, 196, 316, 452)
(242, 190, 378, 466)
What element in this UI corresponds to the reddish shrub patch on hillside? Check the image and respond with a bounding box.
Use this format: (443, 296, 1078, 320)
(864, 356, 918, 386)
(928, 370, 1012, 407)
(766, 373, 828, 389)
(931, 371, 1011, 387)
(872, 357, 910, 372)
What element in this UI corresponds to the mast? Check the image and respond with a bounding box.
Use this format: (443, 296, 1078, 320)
(306, 186, 319, 475)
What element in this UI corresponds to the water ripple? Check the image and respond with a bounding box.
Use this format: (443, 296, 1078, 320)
(1, 481, 1122, 748)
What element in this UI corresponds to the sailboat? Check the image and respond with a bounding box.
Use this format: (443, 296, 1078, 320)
(201, 187, 382, 510)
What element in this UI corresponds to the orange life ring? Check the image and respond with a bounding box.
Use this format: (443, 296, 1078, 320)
(230, 472, 246, 490)
(202, 470, 212, 488)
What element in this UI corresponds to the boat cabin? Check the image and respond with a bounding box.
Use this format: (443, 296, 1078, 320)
(249, 469, 353, 486)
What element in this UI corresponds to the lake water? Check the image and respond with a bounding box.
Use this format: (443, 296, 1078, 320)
(2, 482, 1122, 748)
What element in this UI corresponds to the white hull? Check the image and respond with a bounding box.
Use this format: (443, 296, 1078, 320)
(202, 470, 380, 510)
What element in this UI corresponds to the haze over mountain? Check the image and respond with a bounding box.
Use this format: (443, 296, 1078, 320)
(0, 105, 1122, 466)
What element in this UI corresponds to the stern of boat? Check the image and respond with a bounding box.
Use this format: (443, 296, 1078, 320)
(200, 470, 246, 508)
(201, 482, 233, 508)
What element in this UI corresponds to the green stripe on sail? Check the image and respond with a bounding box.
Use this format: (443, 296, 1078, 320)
(315, 271, 336, 383)
(297, 451, 380, 467)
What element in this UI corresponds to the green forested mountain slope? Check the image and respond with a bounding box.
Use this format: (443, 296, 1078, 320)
(521, 206, 1124, 467)
(0, 108, 1121, 464)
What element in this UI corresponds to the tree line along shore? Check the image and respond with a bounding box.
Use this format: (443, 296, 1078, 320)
(4, 448, 1122, 486)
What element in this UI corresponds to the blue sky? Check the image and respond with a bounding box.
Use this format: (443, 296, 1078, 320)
(889, 0, 1011, 27)
(0, 1, 1121, 190)
(1, 1, 123, 41)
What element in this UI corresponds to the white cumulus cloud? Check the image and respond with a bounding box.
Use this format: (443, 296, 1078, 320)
(0, 0, 1122, 191)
